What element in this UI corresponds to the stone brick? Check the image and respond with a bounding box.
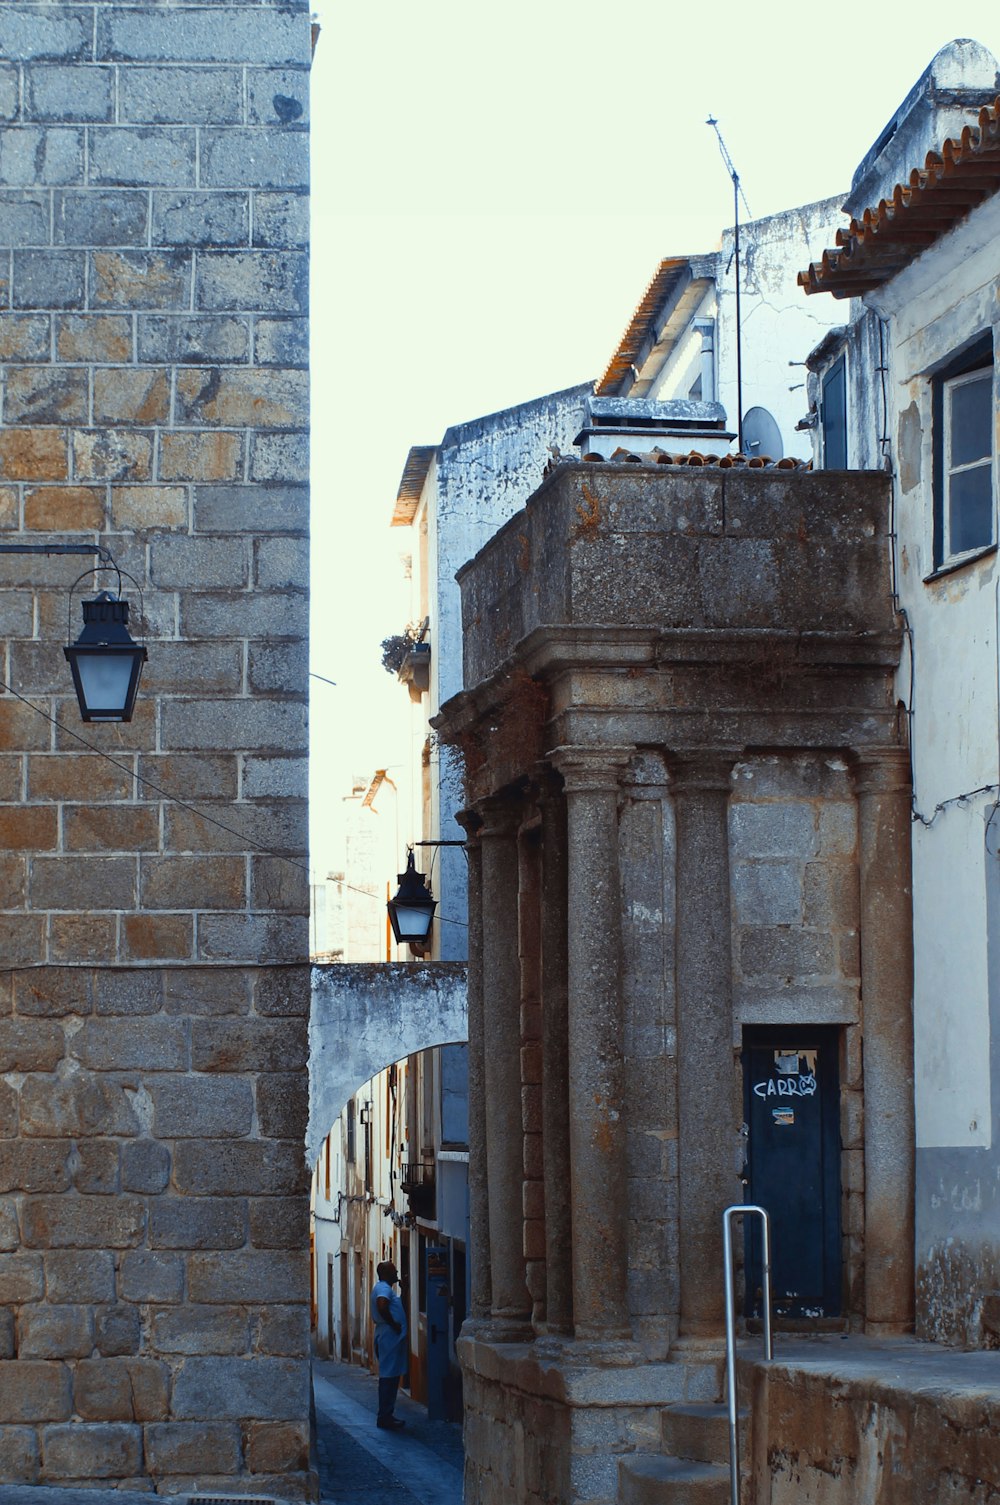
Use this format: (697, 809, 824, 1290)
(255, 531, 310, 588)
(21, 1195, 145, 1250)
(151, 1076, 253, 1139)
(0, 1426, 39, 1482)
(251, 430, 308, 483)
(121, 1140, 171, 1195)
(0, 313, 50, 360)
(176, 367, 307, 428)
(0, 10, 91, 62)
(252, 966, 309, 1017)
(250, 1303, 309, 1356)
(97, 10, 313, 66)
(151, 1306, 248, 1355)
(42, 1422, 142, 1479)
(171, 1355, 310, 1421)
(198, 913, 308, 964)
(0, 1019, 63, 1072)
(197, 250, 307, 312)
(159, 431, 243, 483)
(72, 1140, 120, 1195)
(0, 755, 22, 801)
(0, 1255, 44, 1303)
(91, 249, 191, 309)
(0, 853, 26, 910)
(19, 1073, 139, 1140)
(193, 482, 308, 534)
(63, 805, 159, 854)
(144, 1420, 242, 1475)
(141, 855, 245, 911)
(202, 131, 307, 191)
(0, 704, 57, 756)
(48, 915, 117, 965)
(192, 1019, 305, 1073)
(247, 1419, 309, 1473)
(110, 484, 187, 533)
(138, 314, 250, 365)
(90, 127, 197, 188)
(28, 754, 131, 804)
(30, 854, 137, 910)
(254, 317, 308, 368)
(173, 1140, 307, 1197)
(150, 1196, 247, 1250)
(163, 966, 251, 1017)
(153, 191, 249, 247)
(247, 68, 309, 127)
(19, 1305, 93, 1359)
(243, 756, 308, 801)
(56, 314, 132, 363)
(250, 854, 309, 912)
(0, 1081, 17, 1139)
(71, 428, 153, 482)
(0, 1362, 72, 1423)
(254, 1075, 307, 1142)
(45, 1250, 115, 1304)
(0, 806, 57, 852)
(150, 535, 249, 590)
(95, 1304, 142, 1358)
(188, 1249, 307, 1304)
(730, 801, 819, 860)
(182, 589, 307, 640)
(74, 1358, 169, 1423)
(23, 487, 107, 532)
(249, 1196, 308, 1250)
(141, 753, 240, 805)
(13, 250, 85, 309)
(818, 802, 857, 856)
(739, 927, 836, 979)
(0, 63, 15, 122)
(0, 916, 46, 965)
(0, 428, 68, 481)
(120, 67, 244, 126)
(26, 64, 115, 123)
(733, 859, 802, 926)
(0, 127, 83, 187)
(119, 1249, 184, 1305)
(253, 190, 309, 248)
(162, 700, 306, 755)
(93, 969, 162, 1017)
(93, 367, 170, 426)
(121, 913, 194, 963)
(0, 193, 49, 248)
(54, 189, 148, 246)
(72, 1019, 187, 1074)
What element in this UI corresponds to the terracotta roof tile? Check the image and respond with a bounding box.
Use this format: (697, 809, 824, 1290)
(390, 445, 435, 527)
(799, 96, 1000, 298)
(595, 257, 691, 395)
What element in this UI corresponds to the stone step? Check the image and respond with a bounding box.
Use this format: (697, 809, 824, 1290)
(619, 1454, 731, 1505)
(660, 1402, 746, 1466)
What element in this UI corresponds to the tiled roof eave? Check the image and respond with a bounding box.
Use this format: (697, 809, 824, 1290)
(799, 96, 1000, 297)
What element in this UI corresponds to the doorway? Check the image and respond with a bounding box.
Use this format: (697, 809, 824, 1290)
(742, 1026, 841, 1318)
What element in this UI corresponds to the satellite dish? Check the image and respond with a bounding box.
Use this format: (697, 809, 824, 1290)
(742, 406, 783, 461)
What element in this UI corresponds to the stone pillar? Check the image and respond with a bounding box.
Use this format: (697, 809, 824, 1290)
(518, 812, 547, 1326)
(671, 752, 739, 1342)
(552, 747, 633, 1344)
(539, 771, 573, 1335)
(456, 809, 491, 1321)
(852, 749, 915, 1333)
(478, 794, 532, 1337)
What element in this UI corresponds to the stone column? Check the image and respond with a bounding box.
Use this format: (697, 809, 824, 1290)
(538, 770, 573, 1335)
(478, 793, 532, 1337)
(551, 746, 633, 1344)
(671, 752, 739, 1342)
(455, 809, 491, 1322)
(852, 749, 915, 1333)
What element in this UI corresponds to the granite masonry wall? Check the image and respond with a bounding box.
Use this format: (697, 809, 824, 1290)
(0, 3, 312, 1495)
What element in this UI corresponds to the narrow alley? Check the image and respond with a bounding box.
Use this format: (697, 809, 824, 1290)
(314, 1358, 464, 1505)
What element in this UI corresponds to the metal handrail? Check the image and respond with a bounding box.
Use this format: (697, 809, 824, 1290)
(723, 1204, 773, 1505)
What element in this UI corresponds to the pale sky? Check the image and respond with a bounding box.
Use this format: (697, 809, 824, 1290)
(308, 1, 1000, 873)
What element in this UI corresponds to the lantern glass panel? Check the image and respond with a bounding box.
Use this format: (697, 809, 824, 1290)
(390, 902, 434, 940)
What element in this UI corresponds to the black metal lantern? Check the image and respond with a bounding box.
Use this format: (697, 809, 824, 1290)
(387, 850, 436, 947)
(64, 591, 147, 723)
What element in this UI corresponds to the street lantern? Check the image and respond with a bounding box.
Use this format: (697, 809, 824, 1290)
(387, 850, 436, 948)
(64, 591, 147, 723)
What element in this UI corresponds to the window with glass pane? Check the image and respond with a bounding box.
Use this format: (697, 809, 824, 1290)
(945, 369, 993, 559)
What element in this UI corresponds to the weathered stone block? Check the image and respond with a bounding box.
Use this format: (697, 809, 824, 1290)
(0, 916, 47, 965)
(193, 483, 308, 536)
(150, 1077, 253, 1139)
(45, 1250, 115, 1304)
(188, 1250, 308, 1304)
(111, 484, 188, 532)
(0, 806, 57, 850)
(30, 854, 137, 910)
(119, 66, 244, 125)
(730, 802, 819, 861)
(254, 535, 309, 592)
(151, 534, 250, 590)
(171, 1356, 310, 1420)
(73, 1018, 187, 1074)
(0, 1425, 39, 1482)
(176, 367, 308, 428)
(23, 486, 107, 532)
(63, 804, 160, 853)
(141, 855, 245, 911)
(732, 859, 802, 926)
(72, 428, 153, 482)
(739, 927, 836, 979)
(173, 1140, 307, 1196)
(98, 9, 312, 65)
(251, 1303, 309, 1356)
(121, 1140, 171, 1196)
(254, 1077, 306, 1143)
(254, 317, 308, 368)
(0, 1362, 71, 1423)
(95, 1304, 142, 1357)
(243, 756, 308, 801)
(162, 700, 307, 756)
(92, 367, 170, 425)
(121, 913, 190, 965)
(0, 9, 91, 62)
(12, 250, 84, 309)
(21, 1195, 146, 1249)
(56, 314, 133, 362)
(0, 64, 15, 122)
(0, 127, 82, 187)
(0, 1018, 63, 1072)
(138, 313, 249, 364)
(94, 969, 162, 1017)
(49, 916, 118, 965)
(159, 431, 243, 482)
(143, 1420, 242, 1475)
(251, 430, 309, 483)
(163, 966, 251, 1017)
(20, 1073, 140, 1140)
(42, 1422, 142, 1479)
(197, 250, 307, 312)
(151, 1305, 248, 1355)
(253, 190, 309, 248)
(247, 1419, 309, 1473)
(249, 1197, 309, 1250)
(202, 131, 307, 191)
(198, 913, 308, 964)
(247, 68, 309, 127)
(0, 193, 49, 248)
(91, 249, 191, 309)
(72, 1140, 120, 1195)
(90, 127, 196, 188)
(152, 191, 249, 247)
(181, 588, 307, 639)
(0, 1255, 44, 1304)
(192, 1018, 306, 1073)
(0, 312, 50, 360)
(253, 966, 309, 1017)
(119, 1249, 184, 1305)
(150, 1196, 248, 1250)
(19, 1304, 93, 1359)
(54, 189, 148, 246)
(25, 64, 115, 122)
(74, 1358, 169, 1422)
(250, 853, 309, 912)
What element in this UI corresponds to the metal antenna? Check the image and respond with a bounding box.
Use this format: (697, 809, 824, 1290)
(707, 116, 751, 453)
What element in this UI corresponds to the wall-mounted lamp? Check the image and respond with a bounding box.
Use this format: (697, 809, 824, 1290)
(387, 849, 436, 951)
(358, 1101, 373, 1127)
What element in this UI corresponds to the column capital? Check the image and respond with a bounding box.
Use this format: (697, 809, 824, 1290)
(621, 749, 671, 800)
(849, 747, 912, 796)
(476, 790, 525, 840)
(668, 748, 741, 796)
(548, 745, 633, 794)
(454, 806, 483, 843)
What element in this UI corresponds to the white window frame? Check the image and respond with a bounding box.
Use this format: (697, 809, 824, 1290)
(942, 365, 994, 567)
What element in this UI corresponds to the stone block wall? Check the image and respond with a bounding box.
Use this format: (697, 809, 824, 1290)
(0, 2, 312, 1494)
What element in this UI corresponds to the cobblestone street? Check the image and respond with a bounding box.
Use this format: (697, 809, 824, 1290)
(314, 1358, 464, 1505)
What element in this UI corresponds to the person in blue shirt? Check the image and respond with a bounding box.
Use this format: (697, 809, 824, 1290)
(370, 1259, 408, 1431)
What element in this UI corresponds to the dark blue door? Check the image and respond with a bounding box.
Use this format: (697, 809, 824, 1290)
(743, 1027, 841, 1318)
(425, 1246, 450, 1421)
